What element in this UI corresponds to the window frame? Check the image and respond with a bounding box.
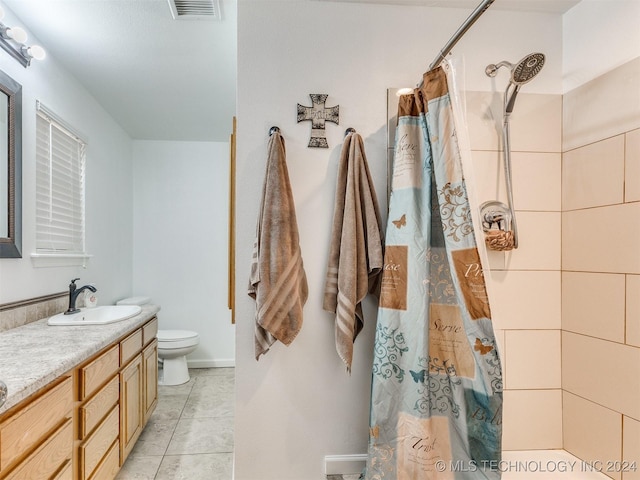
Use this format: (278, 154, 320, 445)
(31, 101, 91, 267)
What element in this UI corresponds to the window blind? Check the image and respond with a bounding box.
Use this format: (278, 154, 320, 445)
(35, 104, 86, 254)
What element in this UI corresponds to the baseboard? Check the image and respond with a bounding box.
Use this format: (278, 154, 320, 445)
(187, 359, 235, 368)
(324, 454, 367, 475)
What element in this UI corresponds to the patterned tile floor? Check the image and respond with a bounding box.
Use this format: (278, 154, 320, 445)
(115, 367, 234, 479)
(115, 366, 362, 479)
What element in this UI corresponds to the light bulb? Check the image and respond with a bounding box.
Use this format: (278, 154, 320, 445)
(6, 26, 27, 44)
(25, 45, 46, 60)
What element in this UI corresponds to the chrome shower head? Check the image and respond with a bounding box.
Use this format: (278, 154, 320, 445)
(511, 52, 545, 84)
(485, 52, 545, 83)
(485, 52, 545, 115)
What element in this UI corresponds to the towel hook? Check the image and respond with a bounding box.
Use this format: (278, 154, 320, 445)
(345, 127, 356, 137)
(269, 126, 281, 136)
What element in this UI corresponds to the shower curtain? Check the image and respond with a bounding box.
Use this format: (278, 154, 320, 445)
(364, 66, 502, 480)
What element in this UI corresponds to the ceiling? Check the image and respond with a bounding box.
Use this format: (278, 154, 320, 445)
(314, 0, 582, 14)
(3, 0, 237, 142)
(2, 0, 579, 143)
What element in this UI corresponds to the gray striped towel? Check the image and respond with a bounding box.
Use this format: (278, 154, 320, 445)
(248, 131, 308, 360)
(323, 132, 383, 371)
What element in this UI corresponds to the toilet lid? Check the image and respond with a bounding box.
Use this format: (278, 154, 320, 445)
(117, 296, 151, 306)
(157, 330, 199, 342)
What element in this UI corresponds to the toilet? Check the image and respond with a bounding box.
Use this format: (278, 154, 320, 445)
(117, 296, 200, 386)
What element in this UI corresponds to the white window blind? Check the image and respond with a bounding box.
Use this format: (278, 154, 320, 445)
(35, 103, 86, 255)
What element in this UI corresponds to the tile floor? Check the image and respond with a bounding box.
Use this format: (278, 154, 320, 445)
(115, 367, 234, 479)
(115, 366, 361, 479)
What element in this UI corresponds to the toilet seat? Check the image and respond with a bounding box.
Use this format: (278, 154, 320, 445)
(158, 329, 199, 349)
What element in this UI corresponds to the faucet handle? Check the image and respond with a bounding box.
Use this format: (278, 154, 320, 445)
(70, 278, 80, 288)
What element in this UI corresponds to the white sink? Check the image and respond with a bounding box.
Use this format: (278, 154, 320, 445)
(48, 305, 142, 326)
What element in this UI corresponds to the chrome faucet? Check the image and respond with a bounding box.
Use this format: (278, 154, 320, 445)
(65, 278, 97, 315)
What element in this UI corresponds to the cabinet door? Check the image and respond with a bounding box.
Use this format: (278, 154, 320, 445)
(119, 355, 142, 463)
(142, 339, 158, 425)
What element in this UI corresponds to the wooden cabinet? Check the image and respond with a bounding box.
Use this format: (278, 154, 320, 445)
(0, 377, 73, 479)
(119, 320, 158, 465)
(79, 345, 119, 401)
(4, 419, 73, 480)
(142, 339, 158, 425)
(0, 316, 158, 480)
(120, 354, 143, 462)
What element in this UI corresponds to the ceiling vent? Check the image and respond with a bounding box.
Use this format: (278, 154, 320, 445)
(167, 0, 221, 20)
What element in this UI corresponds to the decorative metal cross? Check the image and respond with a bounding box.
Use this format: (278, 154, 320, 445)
(297, 94, 339, 148)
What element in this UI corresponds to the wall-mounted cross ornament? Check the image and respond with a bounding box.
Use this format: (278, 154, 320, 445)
(297, 94, 339, 148)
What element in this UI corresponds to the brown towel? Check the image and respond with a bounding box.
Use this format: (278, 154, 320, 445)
(248, 132, 308, 360)
(323, 132, 384, 371)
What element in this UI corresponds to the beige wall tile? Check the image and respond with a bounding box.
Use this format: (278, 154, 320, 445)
(511, 152, 561, 212)
(471, 152, 561, 212)
(626, 129, 640, 203)
(490, 270, 560, 330)
(562, 203, 640, 274)
(623, 416, 640, 480)
(563, 135, 625, 210)
(562, 332, 640, 419)
(494, 328, 505, 363)
(562, 272, 625, 342)
(505, 330, 561, 389)
(509, 93, 563, 154)
(485, 249, 505, 271)
(466, 92, 562, 154)
(564, 58, 640, 152)
(502, 389, 562, 450)
(563, 391, 622, 480)
(466, 91, 503, 152)
(471, 150, 506, 207)
(504, 212, 561, 270)
(628, 275, 640, 347)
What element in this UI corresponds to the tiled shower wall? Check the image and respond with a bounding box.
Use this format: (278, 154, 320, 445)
(561, 58, 640, 480)
(387, 87, 564, 451)
(466, 91, 563, 450)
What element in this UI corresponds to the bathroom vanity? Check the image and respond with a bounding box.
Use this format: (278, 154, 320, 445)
(0, 305, 160, 480)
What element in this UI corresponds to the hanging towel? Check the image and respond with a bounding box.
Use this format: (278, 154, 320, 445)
(323, 132, 384, 371)
(248, 131, 308, 360)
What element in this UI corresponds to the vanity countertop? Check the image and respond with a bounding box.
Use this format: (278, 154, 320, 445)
(0, 304, 160, 415)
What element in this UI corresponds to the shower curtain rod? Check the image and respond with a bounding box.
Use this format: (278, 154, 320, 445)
(428, 0, 495, 71)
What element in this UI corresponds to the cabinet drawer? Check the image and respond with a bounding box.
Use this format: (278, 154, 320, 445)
(120, 329, 143, 366)
(52, 459, 73, 480)
(143, 317, 158, 346)
(0, 376, 73, 469)
(80, 345, 119, 401)
(79, 375, 119, 438)
(4, 418, 72, 480)
(79, 405, 119, 480)
(88, 440, 119, 480)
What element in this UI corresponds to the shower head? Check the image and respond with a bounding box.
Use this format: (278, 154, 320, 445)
(511, 53, 545, 84)
(485, 53, 545, 82)
(485, 52, 545, 115)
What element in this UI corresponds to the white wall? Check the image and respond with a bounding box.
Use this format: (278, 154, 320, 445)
(0, 4, 133, 305)
(563, 0, 640, 92)
(132, 140, 235, 366)
(235, 2, 562, 478)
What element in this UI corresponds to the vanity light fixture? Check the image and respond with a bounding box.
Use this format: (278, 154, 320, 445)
(0, 6, 46, 67)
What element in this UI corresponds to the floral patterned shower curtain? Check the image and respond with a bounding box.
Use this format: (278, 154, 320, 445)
(364, 66, 503, 480)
